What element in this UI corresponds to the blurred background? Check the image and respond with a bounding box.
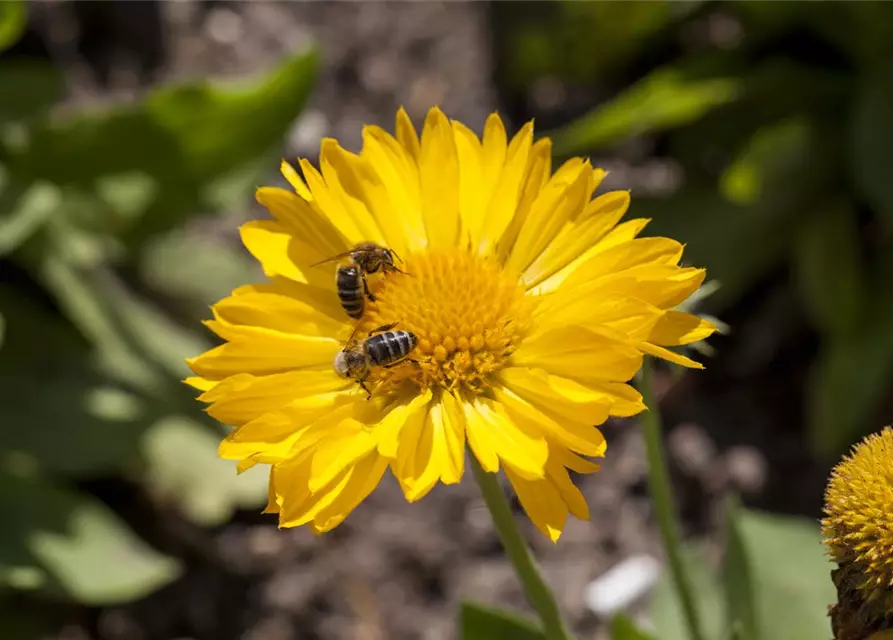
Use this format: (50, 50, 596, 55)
(1, 1, 892, 639)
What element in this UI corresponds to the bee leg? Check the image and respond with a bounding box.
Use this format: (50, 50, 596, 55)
(368, 322, 399, 336)
(359, 379, 372, 400)
(362, 277, 377, 302)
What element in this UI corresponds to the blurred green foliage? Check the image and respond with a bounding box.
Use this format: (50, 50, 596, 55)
(638, 503, 834, 640)
(508, 0, 893, 457)
(0, 0, 318, 623)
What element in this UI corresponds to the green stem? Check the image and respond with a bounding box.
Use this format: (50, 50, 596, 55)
(470, 455, 575, 640)
(640, 360, 705, 640)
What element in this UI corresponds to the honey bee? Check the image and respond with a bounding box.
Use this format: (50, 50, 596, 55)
(334, 323, 419, 398)
(312, 242, 405, 319)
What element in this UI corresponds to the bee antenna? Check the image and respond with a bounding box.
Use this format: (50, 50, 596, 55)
(390, 249, 403, 264)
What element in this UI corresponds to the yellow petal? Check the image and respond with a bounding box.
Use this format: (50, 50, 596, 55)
(638, 341, 705, 369)
(212, 290, 345, 337)
(309, 425, 378, 492)
(255, 187, 346, 259)
(239, 220, 307, 283)
(504, 468, 567, 543)
(522, 190, 630, 289)
(478, 121, 533, 252)
(513, 325, 643, 383)
(506, 161, 595, 275)
(559, 237, 684, 292)
(361, 125, 426, 253)
(218, 394, 354, 460)
(419, 107, 461, 248)
(545, 457, 590, 521)
(393, 390, 465, 501)
(299, 157, 366, 245)
(310, 453, 389, 533)
(462, 396, 547, 480)
(493, 381, 608, 457)
(187, 329, 340, 378)
(583, 381, 645, 417)
(233, 278, 347, 326)
(452, 120, 489, 247)
(200, 372, 349, 426)
(535, 293, 664, 342)
(497, 137, 552, 262)
(649, 311, 717, 346)
(395, 107, 420, 162)
(184, 376, 217, 392)
(280, 159, 313, 201)
(318, 139, 387, 245)
(376, 389, 434, 459)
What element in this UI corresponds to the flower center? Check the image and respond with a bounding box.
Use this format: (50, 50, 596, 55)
(358, 249, 533, 396)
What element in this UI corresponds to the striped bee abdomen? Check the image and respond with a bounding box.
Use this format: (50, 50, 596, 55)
(367, 330, 418, 367)
(336, 265, 365, 319)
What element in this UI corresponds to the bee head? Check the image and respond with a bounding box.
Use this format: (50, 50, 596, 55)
(333, 347, 367, 379)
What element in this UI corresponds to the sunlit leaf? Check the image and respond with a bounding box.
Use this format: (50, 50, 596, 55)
(0, 181, 61, 257)
(650, 545, 725, 640)
(142, 416, 268, 526)
(19, 48, 318, 245)
(0, 471, 181, 604)
(0, 0, 26, 53)
(459, 601, 545, 640)
(550, 65, 742, 155)
(722, 498, 759, 640)
(0, 284, 152, 474)
(729, 508, 835, 640)
(610, 613, 656, 640)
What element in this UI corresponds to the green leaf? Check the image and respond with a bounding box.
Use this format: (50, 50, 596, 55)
(0, 285, 152, 474)
(550, 65, 742, 155)
(722, 498, 759, 640)
(20, 48, 318, 245)
(728, 508, 835, 640)
(610, 613, 656, 640)
(142, 416, 268, 526)
(793, 201, 865, 337)
(650, 545, 725, 640)
(0, 1, 26, 53)
(0, 181, 62, 257)
(0, 471, 181, 604)
(850, 66, 893, 224)
(0, 62, 65, 122)
(459, 601, 545, 640)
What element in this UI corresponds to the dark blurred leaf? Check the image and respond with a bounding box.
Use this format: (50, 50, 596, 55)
(722, 498, 759, 640)
(850, 66, 893, 224)
(495, 1, 700, 89)
(651, 545, 725, 640)
(0, 471, 181, 604)
(18, 48, 317, 245)
(0, 63, 65, 122)
(610, 613, 656, 640)
(0, 181, 61, 257)
(793, 201, 865, 337)
(0, 595, 61, 639)
(809, 324, 893, 457)
(670, 62, 848, 183)
(0, 284, 152, 474)
(142, 416, 268, 526)
(644, 119, 834, 309)
(459, 601, 545, 640)
(729, 508, 835, 640)
(0, 1, 25, 53)
(550, 65, 742, 156)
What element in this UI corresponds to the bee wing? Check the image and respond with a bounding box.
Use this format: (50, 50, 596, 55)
(309, 250, 357, 268)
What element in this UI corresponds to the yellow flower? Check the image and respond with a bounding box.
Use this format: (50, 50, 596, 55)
(186, 107, 714, 541)
(823, 426, 893, 604)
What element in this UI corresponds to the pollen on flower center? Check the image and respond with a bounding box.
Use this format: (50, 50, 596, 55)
(358, 249, 533, 395)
